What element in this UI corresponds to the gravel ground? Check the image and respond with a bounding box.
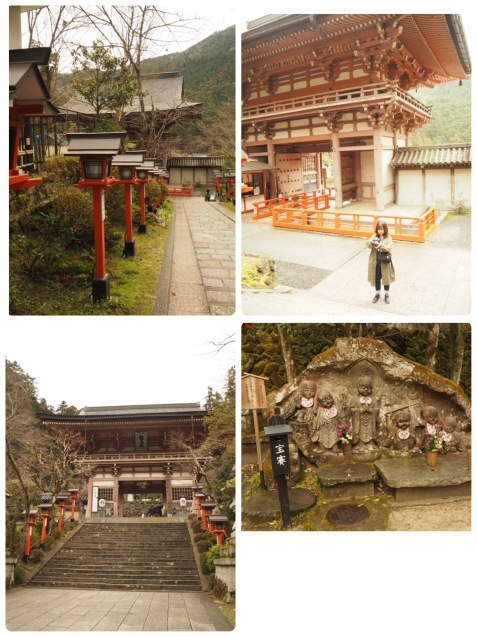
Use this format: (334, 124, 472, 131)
(386, 499, 471, 531)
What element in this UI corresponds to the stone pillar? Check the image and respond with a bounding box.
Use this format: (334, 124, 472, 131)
(166, 474, 173, 516)
(373, 126, 385, 211)
(332, 131, 343, 208)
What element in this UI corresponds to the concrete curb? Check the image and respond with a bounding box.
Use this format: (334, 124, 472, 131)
(152, 203, 176, 315)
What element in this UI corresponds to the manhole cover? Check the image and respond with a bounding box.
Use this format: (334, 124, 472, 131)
(326, 504, 370, 526)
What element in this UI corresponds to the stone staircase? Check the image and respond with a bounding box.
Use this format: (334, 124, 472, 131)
(28, 519, 202, 592)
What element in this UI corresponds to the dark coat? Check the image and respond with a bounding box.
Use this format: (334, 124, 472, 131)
(366, 234, 396, 286)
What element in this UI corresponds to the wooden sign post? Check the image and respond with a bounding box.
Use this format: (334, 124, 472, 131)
(241, 373, 268, 491)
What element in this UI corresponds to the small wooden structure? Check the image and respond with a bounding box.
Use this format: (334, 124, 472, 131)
(9, 47, 59, 189)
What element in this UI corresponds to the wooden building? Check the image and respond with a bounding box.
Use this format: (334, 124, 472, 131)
(242, 14, 471, 211)
(167, 155, 226, 189)
(40, 403, 210, 518)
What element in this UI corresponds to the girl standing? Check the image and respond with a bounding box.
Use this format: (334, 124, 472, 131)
(366, 220, 395, 304)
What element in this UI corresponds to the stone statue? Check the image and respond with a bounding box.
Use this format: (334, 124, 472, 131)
(442, 415, 466, 453)
(289, 379, 318, 425)
(311, 388, 344, 453)
(417, 404, 440, 450)
(348, 374, 379, 450)
(391, 408, 416, 452)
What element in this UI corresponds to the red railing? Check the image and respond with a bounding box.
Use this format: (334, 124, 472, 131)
(252, 188, 334, 220)
(167, 185, 193, 197)
(272, 202, 436, 242)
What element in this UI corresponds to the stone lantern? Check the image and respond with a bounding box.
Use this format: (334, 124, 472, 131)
(65, 131, 126, 301)
(112, 150, 146, 253)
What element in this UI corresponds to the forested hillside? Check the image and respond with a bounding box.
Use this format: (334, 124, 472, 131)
(410, 79, 471, 146)
(141, 26, 235, 159)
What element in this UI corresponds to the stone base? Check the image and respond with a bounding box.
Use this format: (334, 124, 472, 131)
(124, 239, 135, 257)
(323, 482, 375, 498)
(318, 462, 378, 498)
(92, 274, 110, 301)
(243, 488, 316, 524)
(375, 453, 471, 503)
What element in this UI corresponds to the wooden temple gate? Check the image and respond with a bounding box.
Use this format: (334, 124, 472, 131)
(242, 14, 471, 214)
(41, 404, 210, 518)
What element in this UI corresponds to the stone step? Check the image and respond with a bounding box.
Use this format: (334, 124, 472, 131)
(28, 580, 203, 592)
(28, 519, 202, 593)
(35, 571, 201, 582)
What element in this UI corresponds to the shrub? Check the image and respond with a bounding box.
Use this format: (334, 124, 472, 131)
(196, 538, 214, 554)
(190, 519, 202, 534)
(30, 548, 45, 563)
(43, 155, 81, 185)
(211, 574, 229, 600)
(193, 532, 212, 543)
(205, 544, 221, 572)
(14, 565, 28, 585)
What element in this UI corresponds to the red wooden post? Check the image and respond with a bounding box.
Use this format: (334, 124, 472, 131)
(23, 510, 38, 563)
(92, 186, 106, 279)
(57, 504, 66, 531)
(68, 489, 79, 523)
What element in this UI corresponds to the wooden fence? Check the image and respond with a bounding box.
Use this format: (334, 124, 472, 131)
(272, 197, 436, 242)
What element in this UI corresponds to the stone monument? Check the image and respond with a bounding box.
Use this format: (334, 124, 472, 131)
(274, 338, 471, 463)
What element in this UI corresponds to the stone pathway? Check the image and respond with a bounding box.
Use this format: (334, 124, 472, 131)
(5, 588, 232, 631)
(154, 197, 235, 315)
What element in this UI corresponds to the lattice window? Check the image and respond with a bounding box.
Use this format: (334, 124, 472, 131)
(171, 487, 193, 500)
(97, 488, 114, 501)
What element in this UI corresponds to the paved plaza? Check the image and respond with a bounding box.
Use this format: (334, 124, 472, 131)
(154, 197, 235, 315)
(241, 207, 471, 316)
(5, 587, 232, 631)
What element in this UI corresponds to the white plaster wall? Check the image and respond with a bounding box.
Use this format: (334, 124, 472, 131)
(396, 171, 423, 205)
(426, 170, 452, 207)
(360, 150, 374, 182)
(454, 168, 471, 205)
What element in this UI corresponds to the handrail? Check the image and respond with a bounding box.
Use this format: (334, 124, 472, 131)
(243, 81, 432, 120)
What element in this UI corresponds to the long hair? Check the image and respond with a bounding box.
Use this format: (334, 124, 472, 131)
(375, 220, 389, 238)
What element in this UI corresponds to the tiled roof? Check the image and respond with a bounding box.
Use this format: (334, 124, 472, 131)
(391, 144, 471, 168)
(167, 156, 225, 167)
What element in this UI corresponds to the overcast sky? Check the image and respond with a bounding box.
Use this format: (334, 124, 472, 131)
(5, 318, 236, 410)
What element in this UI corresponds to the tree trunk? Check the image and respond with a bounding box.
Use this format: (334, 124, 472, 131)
(277, 325, 297, 385)
(449, 324, 465, 384)
(426, 323, 440, 371)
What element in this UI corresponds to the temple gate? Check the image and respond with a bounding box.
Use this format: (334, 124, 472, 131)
(40, 403, 210, 517)
(242, 14, 470, 210)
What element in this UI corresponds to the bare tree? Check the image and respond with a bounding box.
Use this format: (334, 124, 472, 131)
(23, 427, 88, 503)
(5, 360, 39, 518)
(79, 6, 197, 115)
(25, 6, 84, 99)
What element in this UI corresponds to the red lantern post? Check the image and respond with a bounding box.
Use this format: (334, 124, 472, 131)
(68, 488, 80, 523)
(38, 504, 52, 549)
(112, 151, 146, 253)
(200, 502, 217, 531)
(208, 515, 228, 547)
(23, 510, 38, 563)
(135, 158, 156, 234)
(65, 132, 126, 301)
(194, 492, 206, 519)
